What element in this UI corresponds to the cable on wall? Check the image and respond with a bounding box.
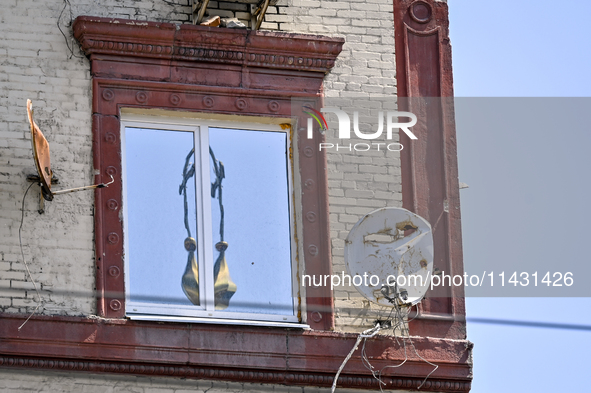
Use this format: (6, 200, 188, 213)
(17, 182, 43, 331)
(58, 0, 84, 60)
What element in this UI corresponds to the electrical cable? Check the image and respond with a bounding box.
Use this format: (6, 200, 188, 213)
(334, 285, 438, 393)
(331, 323, 381, 393)
(17, 182, 43, 331)
(394, 300, 437, 390)
(58, 0, 85, 60)
(467, 317, 591, 331)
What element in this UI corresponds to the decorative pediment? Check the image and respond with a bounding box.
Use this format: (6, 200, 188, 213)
(73, 16, 344, 75)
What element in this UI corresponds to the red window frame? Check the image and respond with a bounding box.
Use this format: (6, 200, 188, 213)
(74, 16, 342, 330)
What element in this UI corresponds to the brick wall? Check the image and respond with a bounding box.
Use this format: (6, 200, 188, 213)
(0, 0, 401, 331)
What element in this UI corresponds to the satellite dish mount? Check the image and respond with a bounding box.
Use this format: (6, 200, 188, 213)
(26, 99, 113, 213)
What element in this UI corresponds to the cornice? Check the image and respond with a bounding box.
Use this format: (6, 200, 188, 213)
(0, 313, 472, 392)
(73, 16, 344, 74)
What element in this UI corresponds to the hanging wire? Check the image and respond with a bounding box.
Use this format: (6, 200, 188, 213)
(58, 0, 84, 60)
(332, 283, 439, 393)
(17, 182, 43, 331)
(382, 299, 438, 390)
(331, 323, 381, 393)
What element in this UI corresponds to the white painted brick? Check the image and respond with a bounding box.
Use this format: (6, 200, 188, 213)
(338, 9, 368, 19)
(11, 280, 37, 291)
(352, 3, 380, 11)
(313, 8, 337, 16)
(264, 14, 291, 23)
(235, 11, 251, 20)
(321, 17, 349, 25)
(294, 15, 323, 24)
(206, 9, 235, 18)
(307, 24, 337, 33)
(260, 21, 280, 30)
(294, 0, 322, 7)
(344, 189, 374, 198)
(3, 271, 26, 280)
(320, 2, 351, 10)
(336, 25, 367, 35)
(361, 85, 385, 93)
(218, 1, 249, 11)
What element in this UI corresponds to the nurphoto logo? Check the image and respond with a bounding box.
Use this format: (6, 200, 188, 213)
(303, 105, 418, 152)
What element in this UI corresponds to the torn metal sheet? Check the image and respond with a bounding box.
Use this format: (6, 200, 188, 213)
(345, 207, 433, 306)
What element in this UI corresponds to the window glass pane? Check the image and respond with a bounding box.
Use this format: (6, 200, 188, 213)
(209, 128, 293, 315)
(125, 127, 198, 306)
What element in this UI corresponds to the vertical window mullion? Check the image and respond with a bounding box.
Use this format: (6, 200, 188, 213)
(198, 125, 215, 311)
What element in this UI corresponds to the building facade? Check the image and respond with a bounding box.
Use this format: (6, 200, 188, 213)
(0, 0, 471, 392)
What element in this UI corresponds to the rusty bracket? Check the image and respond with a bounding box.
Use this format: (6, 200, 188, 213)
(26, 174, 59, 214)
(252, 0, 271, 30)
(26, 174, 114, 214)
(192, 0, 211, 25)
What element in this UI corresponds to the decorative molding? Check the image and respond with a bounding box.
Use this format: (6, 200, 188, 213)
(202, 96, 215, 108)
(101, 88, 114, 101)
(104, 132, 117, 144)
(107, 266, 120, 278)
(0, 355, 470, 391)
(410, 1, 433, 24)
(0, 314, 472, 392)
(394, 0, 466, 339)
(235, 98, 248, 110)
(268, 100, 280, 112)
(106, 199, 118, 211)
(78, 39, 338, 72)
(106, 232, 119, 245)
(73, 16, 343, 74)
(135, 91, 148, 103)
(169, 94, 181, 106)
(308, 245, 319, 256)
(109, 299, 122, 311)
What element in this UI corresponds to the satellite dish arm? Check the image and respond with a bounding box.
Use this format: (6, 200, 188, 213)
(51, 174, 114, 196)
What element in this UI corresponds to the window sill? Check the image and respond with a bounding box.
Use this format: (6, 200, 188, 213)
(127, 313, 309, 329)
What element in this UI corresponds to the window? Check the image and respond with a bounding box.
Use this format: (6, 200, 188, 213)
(74, 16, 343, 329)
(121, 115, 301, 325)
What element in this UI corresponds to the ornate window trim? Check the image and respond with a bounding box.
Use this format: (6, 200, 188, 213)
(73, 16, 343, 330)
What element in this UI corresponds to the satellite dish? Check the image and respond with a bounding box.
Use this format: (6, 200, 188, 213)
(26, 99, 113, 205)
(345, 207, 433, 307)
(27, 99, 54, 201)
